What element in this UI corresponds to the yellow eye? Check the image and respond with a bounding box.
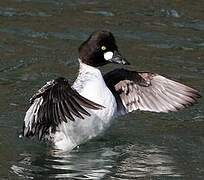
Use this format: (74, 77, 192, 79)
(101, 46, 106, 51)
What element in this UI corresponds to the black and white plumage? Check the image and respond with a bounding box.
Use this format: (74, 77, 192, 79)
(23, 77, 104, 140)
(23, 30, 201, 151)
(104, 69, 201, 114)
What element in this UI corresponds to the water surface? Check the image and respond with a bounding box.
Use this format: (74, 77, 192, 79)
(0, 0, 204, 179)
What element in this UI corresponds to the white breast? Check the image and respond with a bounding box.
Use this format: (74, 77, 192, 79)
(73, 62, 117, 126)
(54, 61, 117, 151)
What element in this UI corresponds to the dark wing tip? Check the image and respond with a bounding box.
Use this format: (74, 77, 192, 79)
(194, 91, 202, 98)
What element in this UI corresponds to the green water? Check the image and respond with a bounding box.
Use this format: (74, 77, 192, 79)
(0, 0, 204, 179)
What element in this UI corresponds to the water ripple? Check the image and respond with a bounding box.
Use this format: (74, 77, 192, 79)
(174, 20, 204, 31)
(111, 144, 183, 179)
(0, 27, 87, 41)
(0, 7, 51, 17)
(11, 147, 118, 179)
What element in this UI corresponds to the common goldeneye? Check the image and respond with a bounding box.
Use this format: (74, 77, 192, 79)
(23, 30, 201, 151)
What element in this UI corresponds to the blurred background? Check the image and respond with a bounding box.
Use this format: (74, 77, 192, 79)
(0, 0, 204, 179)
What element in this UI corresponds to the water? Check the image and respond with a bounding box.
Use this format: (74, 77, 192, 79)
(0, 0, 204, 179)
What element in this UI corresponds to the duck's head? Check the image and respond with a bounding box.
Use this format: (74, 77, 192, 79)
(79, 30, 129, 67)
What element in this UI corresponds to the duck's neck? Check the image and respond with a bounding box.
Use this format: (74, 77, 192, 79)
(72, 59, 103, 92)
(78, 59, 101, 75)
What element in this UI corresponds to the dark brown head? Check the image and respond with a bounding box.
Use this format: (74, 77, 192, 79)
(79, 30, 129, 67)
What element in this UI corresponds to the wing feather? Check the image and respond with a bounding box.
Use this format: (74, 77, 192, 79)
(23, 77, 104, 140)
(104, 68, 201, 114)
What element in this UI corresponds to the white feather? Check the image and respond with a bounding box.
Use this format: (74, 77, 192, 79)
(104, 51, 113, 60)
(53, 60, 117, 151)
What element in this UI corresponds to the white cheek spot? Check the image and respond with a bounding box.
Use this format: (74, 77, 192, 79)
(104, 51, 113, 60)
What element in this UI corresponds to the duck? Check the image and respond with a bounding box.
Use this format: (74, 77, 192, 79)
(23, 30, 201, 151)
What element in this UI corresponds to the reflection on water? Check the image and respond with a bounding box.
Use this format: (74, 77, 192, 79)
(113, 144, 183, 179)
(11, 143, 182, 179)
(11, 146, 117, 179)
(0, 0, 204, 179)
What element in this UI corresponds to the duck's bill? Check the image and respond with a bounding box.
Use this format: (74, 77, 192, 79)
(104, 50, 130, 65)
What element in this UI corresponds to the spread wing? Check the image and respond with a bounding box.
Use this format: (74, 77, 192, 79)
(23, 77, 104, 140)
(104, 69, 201, 114)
